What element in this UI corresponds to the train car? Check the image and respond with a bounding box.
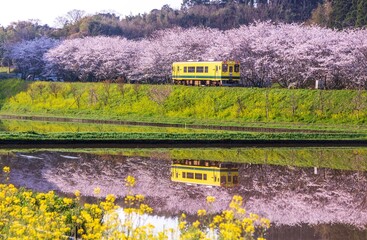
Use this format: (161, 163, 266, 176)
(171, 160, 239, 187)
(172, 61, 240, 86)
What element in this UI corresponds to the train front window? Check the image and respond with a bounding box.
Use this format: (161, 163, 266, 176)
(222, 64, 228, 72)
(235, 64, 239, 72)
(229, 66, 233, 73)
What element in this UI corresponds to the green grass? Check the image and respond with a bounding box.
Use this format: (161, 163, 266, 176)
(0, 79, 29, 108)
(0, 131, 366, 141)
(1, 81, 367, 138)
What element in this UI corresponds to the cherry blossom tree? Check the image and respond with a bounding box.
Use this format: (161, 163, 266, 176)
(39, 22, 367, 88)
(45, 36, 141, 82)
(7, 37, 59, 79)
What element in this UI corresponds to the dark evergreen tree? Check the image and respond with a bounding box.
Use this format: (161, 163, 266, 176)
(330, 0, 355, 28)
(356, 0, 367, 27)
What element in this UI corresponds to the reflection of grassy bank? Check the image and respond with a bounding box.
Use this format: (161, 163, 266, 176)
(1, 148, 367, 171)
(0, 119, 226, 134)
(122, 148, 367, 171)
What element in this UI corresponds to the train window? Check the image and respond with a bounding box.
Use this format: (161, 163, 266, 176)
(184, 67, 187, 73)
(228, 176, 232, 182)
(195, 173, 202, 180)
(187, 173, 194, 179)
(235, 64, 239, 72)
(196, 67, 204, 73)
(229, 66, 233, 73)
(205, 66, 208, 73)
(216, 66, 218, 72)
(233, 176, 238, 184)
(177, 66, 180, 72)
(188, 67, 195, 73)
(183, 172, 186, 178)
(203, 174, 207, 180)
(221, 176, 226, 183)
(176, 172, 178, 178)
(222, 64, 228, 72)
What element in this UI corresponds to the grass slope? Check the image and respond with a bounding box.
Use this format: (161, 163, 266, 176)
(1, 81, 367, 140)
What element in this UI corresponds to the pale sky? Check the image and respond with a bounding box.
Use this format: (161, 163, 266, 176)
(0, 0, 182, 27)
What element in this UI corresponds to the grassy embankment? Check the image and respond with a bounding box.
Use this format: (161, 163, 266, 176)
(1, 80, 367, 140)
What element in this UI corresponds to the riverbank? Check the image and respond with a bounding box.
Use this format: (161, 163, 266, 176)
(1, 80, 367, 141)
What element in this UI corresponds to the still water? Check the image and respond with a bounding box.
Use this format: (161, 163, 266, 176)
(1, 148, 367, 240)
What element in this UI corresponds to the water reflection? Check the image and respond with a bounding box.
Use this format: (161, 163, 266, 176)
(171, 160, 239, 187)
(1, 150, 367, 239)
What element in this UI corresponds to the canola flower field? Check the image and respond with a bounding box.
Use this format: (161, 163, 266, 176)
(0, 167, 270, 240)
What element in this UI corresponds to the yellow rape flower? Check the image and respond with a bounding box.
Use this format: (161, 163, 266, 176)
(206, 196, 216, 203)
(3, 166, 10, 173)
(125, 175, 136, 187)
(179, 221, 187, 230)
(63, 198, 73, 205)
(245, 225, 255, 234)
(197, 209, 206, 217)
(93, 187, 101, 195)
(74, 190, 81, 198)
(192, 220, 200, 228)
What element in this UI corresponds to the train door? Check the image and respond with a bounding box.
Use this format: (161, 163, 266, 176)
(215, 64, 220, 85)
(229, 65, 233, 82)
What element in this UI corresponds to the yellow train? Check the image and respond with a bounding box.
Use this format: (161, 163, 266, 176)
(172, 61, 240, 86)
(171, 160, 239, 187)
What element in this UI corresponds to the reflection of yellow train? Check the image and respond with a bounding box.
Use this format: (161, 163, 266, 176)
(172, 61, 240, 86)
(171, 160, 239, 187)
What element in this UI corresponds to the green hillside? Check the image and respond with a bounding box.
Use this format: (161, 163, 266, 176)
(1, 80, 367, 131)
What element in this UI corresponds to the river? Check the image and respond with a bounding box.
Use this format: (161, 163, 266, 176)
(1, 148, 367, 240)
